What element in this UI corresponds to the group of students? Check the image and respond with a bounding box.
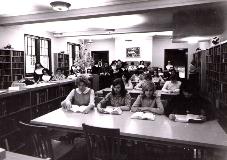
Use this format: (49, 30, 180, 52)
(61, 75, 213, 122)
(33, 62, 66, 82)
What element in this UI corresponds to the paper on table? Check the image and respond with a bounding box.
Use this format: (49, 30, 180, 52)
(104, 106, 123, 115)
(70, 105, 87, 113)
(175, 114, 202, 123)
(131, 112, 155, 121)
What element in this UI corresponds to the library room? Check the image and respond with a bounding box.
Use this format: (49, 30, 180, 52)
(0, 0, 227, 160)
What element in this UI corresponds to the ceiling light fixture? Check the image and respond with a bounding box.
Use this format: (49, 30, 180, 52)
(50, 1, 71, 11)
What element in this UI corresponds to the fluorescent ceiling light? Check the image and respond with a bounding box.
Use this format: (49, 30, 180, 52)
(33, 14, 145, 33)
(71, 31, 173, 40)
(181, 36, 211, 44)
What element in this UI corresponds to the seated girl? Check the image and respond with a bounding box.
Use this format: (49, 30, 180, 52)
(52, 68, 66, 81)
(131, 82, 164, 114)
(122, 73, 133, 90)
(61, 75, 95, 114)
(161, 74, 181, 93)
(97, 78, 131, 114)
(41, 68, 52, 82)
(165, 80, 213, 122)
(152, 70, 165, 90)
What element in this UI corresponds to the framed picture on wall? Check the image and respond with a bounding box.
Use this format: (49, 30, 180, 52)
(126, 47, 140, 58)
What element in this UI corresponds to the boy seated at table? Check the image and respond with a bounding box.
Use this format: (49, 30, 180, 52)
(97, 78, 131, 114)
(131, 82, 164, 114)
(61, 75, 95, 114)
(161, 74, 181, 93)
(134, 73, 152, 90)
(165, 80, 213, 122)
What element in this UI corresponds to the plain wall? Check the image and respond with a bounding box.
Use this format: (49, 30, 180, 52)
(152, 36, 199, 72)
(115, 37, 153, 63)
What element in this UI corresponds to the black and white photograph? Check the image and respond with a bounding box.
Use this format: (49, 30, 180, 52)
(0, 1, 227, 160)
(126, 47, 140, 58)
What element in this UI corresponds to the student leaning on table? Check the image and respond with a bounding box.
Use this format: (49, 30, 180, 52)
(97, 78, 132, 114)
(61, 75, 95, 114)
(165, 80, 213, 122)
(131, 82, 164, 114)
(161, 74, 181, 93)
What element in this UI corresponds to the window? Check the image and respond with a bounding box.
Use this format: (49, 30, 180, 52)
(67, 42, 80, 67)
(24, 34, 51, 74)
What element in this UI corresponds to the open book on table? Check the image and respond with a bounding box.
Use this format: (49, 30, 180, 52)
(175, 114, 203, 123)
(69, 105, 87, 113)
(104, 106, 123, 115)
(130, 112, 155, 121)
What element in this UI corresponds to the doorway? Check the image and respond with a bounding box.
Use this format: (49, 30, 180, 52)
(91, 51, 109, 64)
(164, 49, 188, 79)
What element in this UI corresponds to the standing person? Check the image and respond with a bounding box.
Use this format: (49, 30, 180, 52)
(61, 75, 95, 114)
(33, 62, 44, 82)
(166, 60, 173, 71)
(165, 80, 213, 122)
(131, 82, 164, 114)
(97, 78, 131, 113)
(189, 59, 199, 85)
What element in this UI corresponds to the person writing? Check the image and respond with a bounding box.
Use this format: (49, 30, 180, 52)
(161, 74, 181, 93)
(131, 82, 164, 114)
(97, 78, 131, 114)
(165, 80, 213, 122)
(61, 75, 95, 114)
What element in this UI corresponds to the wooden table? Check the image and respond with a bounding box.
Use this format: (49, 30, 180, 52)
(5, 151, 44, 160)
(31, 108, 227, 150)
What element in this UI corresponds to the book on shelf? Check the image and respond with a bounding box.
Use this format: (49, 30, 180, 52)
(175, 114, 203, 123)
(103, 106, 123, 115)
(130, 112, 155, 120)
(69, 105, 87, 113)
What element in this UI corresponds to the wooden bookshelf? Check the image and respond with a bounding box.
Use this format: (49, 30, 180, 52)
(0, 80, 75, 152)
(54, 52, 70, 76)
(0, 49, 24, 89)
(206, 41, 227, 132)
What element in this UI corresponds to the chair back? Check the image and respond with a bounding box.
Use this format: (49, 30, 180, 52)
(82, 123, 123, 160)
(18, 121, 54, 159)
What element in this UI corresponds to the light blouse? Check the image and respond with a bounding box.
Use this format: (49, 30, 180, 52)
(98, 92, 131, 110)
(62, 87, 95, 108)
(132, 95, 164, 114)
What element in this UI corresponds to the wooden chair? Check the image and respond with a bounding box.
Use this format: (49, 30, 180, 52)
(18, 121, 75, 160)
(82, 123, 127, 160)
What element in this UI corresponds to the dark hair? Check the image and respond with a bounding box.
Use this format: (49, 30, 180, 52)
(42, 68, 51, 75)
(112, 78, 127, 97)
(35, 62, 44, 69)
(140, 61, 144, 65)
(131, 62, 134, 65)
(122, 73, 131, 83)
(56, 68, 62, 72)
(144, 73, 152, 81)
(180, 80, 198, 95)
(169, 74, 178, 81)
(141, 82, 156, 99)
(75, 75, 90, 87)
